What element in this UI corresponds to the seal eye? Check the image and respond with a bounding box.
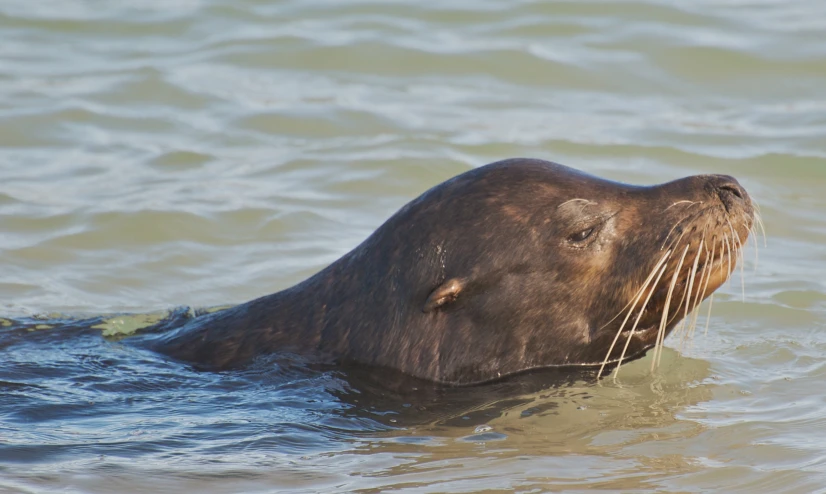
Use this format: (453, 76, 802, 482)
(568, 227, 595, 243)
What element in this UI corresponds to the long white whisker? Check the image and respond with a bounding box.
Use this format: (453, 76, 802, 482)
(597, 242, 680, 332)
(679, 241, 702, 352)
(652, 244, 690, 371)
(666, 256, 693, 352)
(756, 212, 767, 247)
(723, 232, 733, 286)
(751, 198, 767, 247)
(749, 220, 760, 272)
(614, 260, 670, 379)
(597, 249, 672, 379)
(660, 207, 709, 251)
(686, 237, 710, 350)
(704, 293, 715, 337)
(702, 244, 718, 337)
(726, 218, 745, 302)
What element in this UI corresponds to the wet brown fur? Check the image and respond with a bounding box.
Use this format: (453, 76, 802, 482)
(146, 158, 755, 385)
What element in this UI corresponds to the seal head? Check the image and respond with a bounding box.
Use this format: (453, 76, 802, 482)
(148, 159, 755, 385)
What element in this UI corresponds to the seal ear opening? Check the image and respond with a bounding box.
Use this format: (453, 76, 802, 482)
(423, 278, 465, 313)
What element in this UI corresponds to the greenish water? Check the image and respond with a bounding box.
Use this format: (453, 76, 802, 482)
(1, 0, 825, 492)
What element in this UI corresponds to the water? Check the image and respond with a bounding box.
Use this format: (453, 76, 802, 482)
(1, 0, 825, 491)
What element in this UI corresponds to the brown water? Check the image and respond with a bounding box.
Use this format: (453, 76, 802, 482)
(1, 0, 825, 492)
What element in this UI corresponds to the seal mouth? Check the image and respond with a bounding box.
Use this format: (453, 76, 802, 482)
(596, 197, 763, 378)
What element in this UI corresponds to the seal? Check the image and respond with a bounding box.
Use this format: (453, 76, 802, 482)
(145, 158, 757, 385)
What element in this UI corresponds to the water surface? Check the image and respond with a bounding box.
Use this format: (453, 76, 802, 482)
(1, 0, 825, 492)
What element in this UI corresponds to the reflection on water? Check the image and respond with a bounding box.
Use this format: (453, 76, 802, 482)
(1, 0, 826, 491)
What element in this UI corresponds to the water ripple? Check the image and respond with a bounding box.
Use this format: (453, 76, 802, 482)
(1, 0, 825, 491)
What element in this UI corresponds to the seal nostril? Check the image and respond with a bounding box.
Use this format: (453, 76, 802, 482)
(719, 184, 744, 201)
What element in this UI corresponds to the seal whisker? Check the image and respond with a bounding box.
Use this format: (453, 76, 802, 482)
(703, 244, 718, 337)
(754, 208, 767, 247)
(723, 232, 733, 285)
(737, 233, 746, 300)
(597, 249, 673, 378)
(751, 211, 767, 279)
(690, 241, 714, 343)
(704, 294, 716, 337)
(659, 205, 719, 251)
(748, 196, 767, 244)
(678, 240, 703, 352)
(749, 219, 760, 271)
(613, 259, 670, 378)
(663, 276, 690, 355)
(661, 214, 696, 250)
(597, 245, 679, 332)
(730, 219, 745, 265)
(726, 218, 745, 301)
(691, 249, 714, 350)
(751, 195, 764, 220)
(658, 240, 697, 368)
(651, 244, 690, 371)
(684, 235, 710, 351)
(684, 306, 699, 354)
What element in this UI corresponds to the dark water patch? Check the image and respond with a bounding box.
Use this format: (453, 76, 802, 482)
(0, 312, 406, 472)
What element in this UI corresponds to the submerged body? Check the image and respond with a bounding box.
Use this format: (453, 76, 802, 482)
(147, 158, 755, 384)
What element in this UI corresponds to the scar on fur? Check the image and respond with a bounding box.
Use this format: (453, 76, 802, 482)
(557, 198, 596, 209)
(665, 200, 702, 211)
